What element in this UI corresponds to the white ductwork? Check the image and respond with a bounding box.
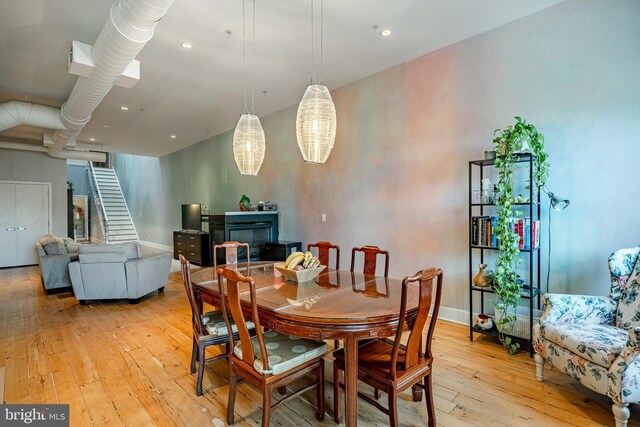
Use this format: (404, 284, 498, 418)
(49, 0, 174, 156)
(0, 101, 65, 132)
(50, 149, 107, 163)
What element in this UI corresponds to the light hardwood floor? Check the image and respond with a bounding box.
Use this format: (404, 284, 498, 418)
(1, 265, 638, 426)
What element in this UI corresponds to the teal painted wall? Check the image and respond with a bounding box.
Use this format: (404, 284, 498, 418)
(114, 0, 640, 312)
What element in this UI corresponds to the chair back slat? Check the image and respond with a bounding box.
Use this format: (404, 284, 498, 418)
(180, 255, 205, 335)
(218, 267, 270, 372)
(350, 245, 389, 277)
(214, 241, 250, 272)
(391, 268, 443, 374)
(308, 241, 340, 269)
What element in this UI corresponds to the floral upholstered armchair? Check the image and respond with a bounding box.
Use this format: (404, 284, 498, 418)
(534, 246, 640, 427)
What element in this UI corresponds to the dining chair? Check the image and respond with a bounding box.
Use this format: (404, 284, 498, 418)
(307, 241, 340, 269)
(333, 268, 444, 427)
(179, 255, 255, 396)
(217, 267, 327, 427)
(350, 245, 390, 277)
(213, 241, 250, 271)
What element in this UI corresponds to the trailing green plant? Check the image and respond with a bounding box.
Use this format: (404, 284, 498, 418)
(492, 116, 549, 354)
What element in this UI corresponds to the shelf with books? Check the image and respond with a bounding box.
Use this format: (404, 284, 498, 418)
(468, 153, 542, 356)
(471, 245, 538, 252)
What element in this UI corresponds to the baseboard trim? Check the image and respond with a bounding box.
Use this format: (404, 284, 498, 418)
(138, 240, 172, 253)
(436, 305, 470, 325)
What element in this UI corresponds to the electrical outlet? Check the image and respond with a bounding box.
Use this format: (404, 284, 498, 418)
(321, 213, 326, 222)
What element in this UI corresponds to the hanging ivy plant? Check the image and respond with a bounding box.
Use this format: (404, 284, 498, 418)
(492, 116, 549, 354)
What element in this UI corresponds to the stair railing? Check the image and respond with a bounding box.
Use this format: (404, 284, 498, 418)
(87, 162, 109, 241)
(110, 169, 139, 241)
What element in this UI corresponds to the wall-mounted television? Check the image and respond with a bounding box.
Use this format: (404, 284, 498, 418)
(181, 203, 202, 231)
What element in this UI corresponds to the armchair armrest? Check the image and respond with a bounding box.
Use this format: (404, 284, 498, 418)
(539, 293, 616, 325)
(627, 326, 640, 351)
(39, 252, 73, 290)
(125, 252, 171, 299)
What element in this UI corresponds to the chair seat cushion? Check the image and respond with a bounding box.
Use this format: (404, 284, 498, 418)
(233, 330, 327, 375)
(539, 322, 628, 368)
(201, 310, 255, 337)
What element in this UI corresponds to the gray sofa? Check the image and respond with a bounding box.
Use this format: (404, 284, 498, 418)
(36, 235, 81, 292)
(68, 242, 171, 304)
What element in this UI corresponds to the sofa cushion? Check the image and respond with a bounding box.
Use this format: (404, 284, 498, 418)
(79, 242, 140, 260)
(233, 330, 327, 375)
(38, 235, 66, 255)
(61, 237, 80, 254)
(538, 322, 628, 368)
(79, 252, 127, 264)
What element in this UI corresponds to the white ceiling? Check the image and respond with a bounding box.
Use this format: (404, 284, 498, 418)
(0, 0, 563, 157)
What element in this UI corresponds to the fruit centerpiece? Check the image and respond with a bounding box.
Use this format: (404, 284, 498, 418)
(276, 251, 326, 283)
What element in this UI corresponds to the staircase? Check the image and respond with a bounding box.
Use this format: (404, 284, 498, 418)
(87, 163, 138, 243)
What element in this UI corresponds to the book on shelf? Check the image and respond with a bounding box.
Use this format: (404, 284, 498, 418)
(472, 215, 539, 249)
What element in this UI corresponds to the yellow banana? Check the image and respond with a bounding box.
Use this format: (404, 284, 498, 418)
(303, 251, 313, 268)
(285, 251, 304, 268)
(287, 255, 305, 270)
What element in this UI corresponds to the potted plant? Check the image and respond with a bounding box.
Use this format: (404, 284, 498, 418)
(492, 116, 549, 354)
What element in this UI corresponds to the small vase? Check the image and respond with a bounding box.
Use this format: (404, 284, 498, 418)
(475, 314, 494, 330)
(473, 263, 490, 287)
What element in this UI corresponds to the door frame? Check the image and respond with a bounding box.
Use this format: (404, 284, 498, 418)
(72, 194, 89, 240)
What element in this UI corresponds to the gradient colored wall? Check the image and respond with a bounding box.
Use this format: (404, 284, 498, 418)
(114, 0, 640, 318)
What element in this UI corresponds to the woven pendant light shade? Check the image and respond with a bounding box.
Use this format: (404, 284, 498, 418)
(296, 84, 336, 164)
(233, 113, 265, 175)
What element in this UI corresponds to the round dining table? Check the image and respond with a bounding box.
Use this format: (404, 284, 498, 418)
(191, 263, 420, 427)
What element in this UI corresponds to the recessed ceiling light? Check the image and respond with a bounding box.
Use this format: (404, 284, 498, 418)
(380, 29, 392, 37)
(120, 106, 129, 111)
(170, 134, 176, 139)
(89, 138, 96, 142)
(180, 41, 193, 49)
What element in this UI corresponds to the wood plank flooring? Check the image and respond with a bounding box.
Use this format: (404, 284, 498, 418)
(1, 265, 638, 426)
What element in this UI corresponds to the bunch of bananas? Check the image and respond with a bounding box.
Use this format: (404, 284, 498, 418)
(284, 251, 321, 271)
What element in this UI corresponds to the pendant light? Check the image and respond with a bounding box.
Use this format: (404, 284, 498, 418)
(233, 0, 265, 175)
(296, 0, 336, 164)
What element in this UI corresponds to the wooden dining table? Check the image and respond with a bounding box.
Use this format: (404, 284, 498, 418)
(191, 263, 420, 427)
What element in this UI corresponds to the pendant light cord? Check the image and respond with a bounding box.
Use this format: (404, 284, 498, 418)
(251, 0, 256, 114)
(242, 0, 248, 114)
(319, 0, 323, 84)
(310, 0, 316, 84)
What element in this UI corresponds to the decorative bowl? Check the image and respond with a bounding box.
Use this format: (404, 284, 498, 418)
(274, 265, 326, 283)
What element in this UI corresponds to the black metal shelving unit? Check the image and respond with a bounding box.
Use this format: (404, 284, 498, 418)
(468, 153, 542, 355)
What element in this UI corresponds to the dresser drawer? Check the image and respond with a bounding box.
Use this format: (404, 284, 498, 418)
(173, 231, 211, 266)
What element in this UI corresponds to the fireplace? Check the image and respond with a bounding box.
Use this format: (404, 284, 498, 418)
(205, 212, 278, 262)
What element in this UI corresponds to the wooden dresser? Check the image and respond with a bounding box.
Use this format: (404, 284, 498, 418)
(173, 231, 211, 266)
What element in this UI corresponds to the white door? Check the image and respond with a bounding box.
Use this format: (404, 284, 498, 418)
(0, 183, 17, 267)
(0, 182, 50, 268)
(16, 183, 49, 266)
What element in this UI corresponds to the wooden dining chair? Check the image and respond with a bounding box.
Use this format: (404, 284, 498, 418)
(218, 267, 327, 427)
(213, 241, 250, 271)
(179, 255, 255, 396)
(350, 245, 390, 277)
(333, 268, 444, 427)
(307, 241, 340, 269)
